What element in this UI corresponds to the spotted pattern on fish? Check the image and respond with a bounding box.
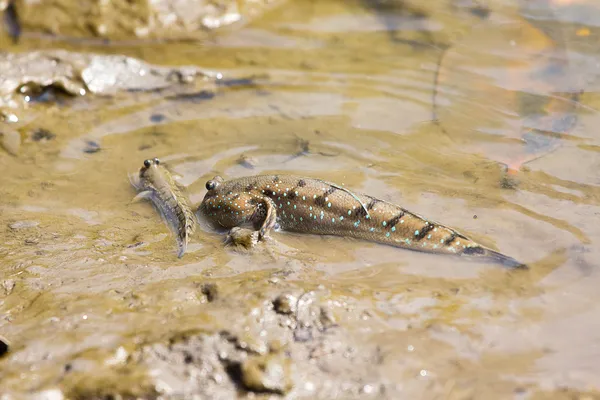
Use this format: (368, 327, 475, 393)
(197, 175, 524, 268)
(387, 212, 405, 228)
(415, 222, 436, 241)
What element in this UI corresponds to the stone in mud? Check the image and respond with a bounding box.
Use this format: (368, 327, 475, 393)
(0, 335, 9, 357)
(0, 49, 224, 125)
(237, 154, 258, 169)
(0, 125, 21, 155)
(10, 0, 285, 40)
(224, 227, 259, 249)
(2, 279, 15, 295)
(9, 220, 39, 230)
(31, 128, 56, 142)
(82, 140, 101, 154)
(273, 293, 297, 315)
(240, 353, 293, 394)
(201, 283, 219, 302)
(27, 388, 65, 400)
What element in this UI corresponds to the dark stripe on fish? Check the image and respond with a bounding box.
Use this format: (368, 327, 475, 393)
(387, 211, 405, 228)
(443, 232, 457, 246)
(415, 223, 435, 241)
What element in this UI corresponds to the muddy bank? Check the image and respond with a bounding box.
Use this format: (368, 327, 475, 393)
(63, 278, 384, 399)
(0, 49, 223, 112)
(3, 0, 285, 41)
(0, 49, 255, 155)
(1, 0, 600, 398)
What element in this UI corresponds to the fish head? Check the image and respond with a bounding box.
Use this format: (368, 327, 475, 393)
(139, 157, 161, 176)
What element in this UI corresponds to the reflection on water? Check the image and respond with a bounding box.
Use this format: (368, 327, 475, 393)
(1, 0, 600, 397)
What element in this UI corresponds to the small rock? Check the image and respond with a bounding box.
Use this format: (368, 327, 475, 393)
(149, 113, 166, 123)
(82, 140, 101, 153)
(1, 125, 21, 155)
(319, 306, 337, 328)
(0, 335, 9, 357)
(3, 279, 15, 295)
(31, 128, 56, 141)
(240, 353, 293, 394)
(224, 227, 258, 249)
(293, 327, 313, 343)
(235, 332, 268, 355)
(28, 388, 64, 400)
(9, 220, 39, 230)
(105, 346, 128, 366)
(237, 154, 258, 169)
(201, 283, 219, 302)
(273, 293, 297, 315)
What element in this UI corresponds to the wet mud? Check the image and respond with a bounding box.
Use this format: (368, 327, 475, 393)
(1, 0, 600, 398)
(3, 0, 286, 41)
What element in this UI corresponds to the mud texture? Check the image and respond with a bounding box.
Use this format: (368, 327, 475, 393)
(1, 0, 600, 398)
(4, 0, 285, 40)
(0, 50, 222, 114)
(0, 49, 240, 155)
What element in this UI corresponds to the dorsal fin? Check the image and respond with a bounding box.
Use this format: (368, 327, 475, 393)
(318, 179, 371, 218)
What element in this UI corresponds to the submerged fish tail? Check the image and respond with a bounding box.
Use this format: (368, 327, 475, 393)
(341, 199, 525, 269)
(472, 247, 527, 269)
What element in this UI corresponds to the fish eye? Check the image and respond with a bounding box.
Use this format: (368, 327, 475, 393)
(206, 180, 218, 190)
(143, 159, 151, 168)
(153, 158, 160, 165)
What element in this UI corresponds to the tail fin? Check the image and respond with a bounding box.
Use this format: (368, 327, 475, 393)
(483, 249, 527, 269)
(462, 246, 527, 269)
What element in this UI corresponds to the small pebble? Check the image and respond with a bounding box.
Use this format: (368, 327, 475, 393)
(3, 279, 15, 295)
(29, 388, 64, 400)
(319, 306, 336, 328)
(201, 283, 219, 302)
(1, 126, 21, 155)
(293, 327, 313, 343)
(237, 154, 258, 169)
(149, 113, 166, 123)
(273, 293, 297, 315)
(9, 221, 39, 230)
(224, 227, 258, 249)
(0, 335, 9, 357)
(31, 128, 56, 142)
(82, 140, 101, 154)
(240, 353, 292, 394)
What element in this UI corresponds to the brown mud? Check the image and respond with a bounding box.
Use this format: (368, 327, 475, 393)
(1, 0, 600, 398)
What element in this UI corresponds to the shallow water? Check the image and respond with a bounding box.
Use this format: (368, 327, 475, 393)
(1, 0, 600, 397)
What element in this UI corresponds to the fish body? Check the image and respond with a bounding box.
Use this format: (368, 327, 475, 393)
(130, 158, 196, 258)
(198, 175, 524, 268)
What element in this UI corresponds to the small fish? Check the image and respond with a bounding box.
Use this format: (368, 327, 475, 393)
(130, 158, 196, 258)
(198, 175, 525, 268)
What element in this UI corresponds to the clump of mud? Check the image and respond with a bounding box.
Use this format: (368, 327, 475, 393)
(58, 281, 388, 399)
(4, 0, 285, 40)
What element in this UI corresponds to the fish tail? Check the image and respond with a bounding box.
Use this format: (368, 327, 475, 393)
(469, 247, 526, 269)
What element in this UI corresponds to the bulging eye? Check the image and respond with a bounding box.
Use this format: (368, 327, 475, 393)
(153, 158, 160, 165)
(143, 159, 151, 168)
(206, 180, 217, 190)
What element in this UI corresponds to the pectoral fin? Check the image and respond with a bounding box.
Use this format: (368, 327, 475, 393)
(131, 191, 152, 204)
